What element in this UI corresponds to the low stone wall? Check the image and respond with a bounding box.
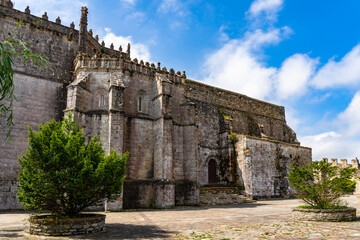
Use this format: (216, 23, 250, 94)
(28, 214, 105, 236)
(122, 179, 175, 209)
(292, 207, 356, 222)
(175, 180, 199, 206)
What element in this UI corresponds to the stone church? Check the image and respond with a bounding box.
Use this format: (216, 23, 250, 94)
(0, 1, 311, 210)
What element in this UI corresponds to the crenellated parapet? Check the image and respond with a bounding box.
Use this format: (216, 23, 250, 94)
(0, 1, 78, 40)
(322, 158, 359, 169)
(74, 53, 186, 85)
(1, 1, 188, 86)
(0, 0, 13, 8)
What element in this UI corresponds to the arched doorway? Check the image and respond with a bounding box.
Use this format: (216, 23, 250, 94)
(208, 159, 217, 183)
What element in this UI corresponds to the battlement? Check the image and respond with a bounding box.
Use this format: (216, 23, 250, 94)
(0, 2, 79, 39)
(1, 0, 188, 85)
(323, 158, 360, 169)
(74, 53, 186, 84)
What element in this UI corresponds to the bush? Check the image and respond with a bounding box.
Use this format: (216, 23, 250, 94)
(288, 159, 357, 209)
(17, 113, 128, 217)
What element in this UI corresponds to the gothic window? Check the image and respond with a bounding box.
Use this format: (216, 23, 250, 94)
(100, 95, 104, 108)
(138, 96, 142, 112)
(94, 88, 107, 110)
(136, 90, 146, 113)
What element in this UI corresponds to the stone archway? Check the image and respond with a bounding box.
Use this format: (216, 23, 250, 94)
(208, 159, 217, 184)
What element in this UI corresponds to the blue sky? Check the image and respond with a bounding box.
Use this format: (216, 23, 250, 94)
(12, 0, 360, 161)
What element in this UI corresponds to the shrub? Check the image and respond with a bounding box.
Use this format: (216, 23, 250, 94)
(17, 113, 128, 217)
(288, 159, 357, 209)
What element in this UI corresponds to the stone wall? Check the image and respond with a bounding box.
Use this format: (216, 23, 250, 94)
(323, 158, 360, 195)
(122, 179, 175, 208)
(0, 5, 79, 83)
(0, 75, 64, 209)
(185, 80, 298, 144)
(236, 135, 312, 199)
(0, 4, 79, 209)
(175, 180, 199, 206)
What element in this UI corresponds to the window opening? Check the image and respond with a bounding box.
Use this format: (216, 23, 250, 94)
(138, 96, 142, 112)
(100, 95, 104, 108)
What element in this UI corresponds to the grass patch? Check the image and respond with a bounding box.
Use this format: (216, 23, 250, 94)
(298, 205, 348, 209)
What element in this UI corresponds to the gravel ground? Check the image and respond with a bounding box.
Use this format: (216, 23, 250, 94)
(1, 196, 359, 239)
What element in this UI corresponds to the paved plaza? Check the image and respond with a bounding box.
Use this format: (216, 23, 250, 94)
(1, 196, 360, 239)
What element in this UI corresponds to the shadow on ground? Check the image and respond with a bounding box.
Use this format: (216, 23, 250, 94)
(0, 229, 24, 238)
(75, 223, 174, 239)
(121, 202, 268, 213)
(1, 224, 175, 239)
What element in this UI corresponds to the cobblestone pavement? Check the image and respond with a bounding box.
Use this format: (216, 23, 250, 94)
(1, 196, 360, 239)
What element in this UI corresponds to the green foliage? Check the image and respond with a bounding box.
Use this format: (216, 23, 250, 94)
(17, 113, 128, 217)
(228, 129, 238, 146)
(219, 109, 233, 121)
(0, 21, 48, 140)
(246, 111, 260, 137)
(288, 159, 357, 209)
(298, 205, 347, 210)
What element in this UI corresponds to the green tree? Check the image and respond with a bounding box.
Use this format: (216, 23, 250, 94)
(0, 22, 47, 140)
(288, 159, 357, 209)
(17, 113, 128, 217)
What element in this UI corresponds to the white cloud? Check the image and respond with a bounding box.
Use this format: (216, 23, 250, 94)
(203, 27, 302, 100)
(103, 28, 151, 62)
(242, 27, 292, 51)
(13, 0, 86, 26)
(307, 93, 332, 104)
(124, 11, 146, 23)
(203, 29, 288, 100)
(219, 25, 230, 42)
(300, 91, 360, 161)
(300, 132, 343, 160)
(338, 91, 360, 137)
(120, 0, 135, 5)
(247, 0, 284, 21)
(312, 44, 360, 89)
(300, 132, 360, 161)
(275, 54, 318, 99)
(158, 0, 189, 16)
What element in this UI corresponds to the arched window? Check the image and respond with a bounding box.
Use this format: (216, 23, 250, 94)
(94, 88, 107, 110)
(208, 159, 217, 183)
(137, 96, 142, 112)
(136, 90, 146, 113)
(100, 95, 105, 108)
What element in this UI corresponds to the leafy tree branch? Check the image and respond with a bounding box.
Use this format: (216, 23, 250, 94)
(0, 21, 48, 140)
(288, 159, 357, 209)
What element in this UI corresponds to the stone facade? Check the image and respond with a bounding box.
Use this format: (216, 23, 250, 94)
(0, 2, 312, 210)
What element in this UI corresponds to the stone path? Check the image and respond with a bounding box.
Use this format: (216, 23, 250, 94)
(1, 196, 360, 239)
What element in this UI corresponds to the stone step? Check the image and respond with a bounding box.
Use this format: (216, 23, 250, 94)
(199, 186, 256, 206)
(200, 186, 239, 194)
